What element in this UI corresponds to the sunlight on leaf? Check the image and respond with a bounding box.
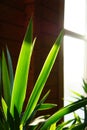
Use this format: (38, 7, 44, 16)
(10, 19, 36, 116)
(21, 30, 63, 124)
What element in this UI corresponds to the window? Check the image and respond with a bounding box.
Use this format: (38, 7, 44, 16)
(64, 0, 87, 120)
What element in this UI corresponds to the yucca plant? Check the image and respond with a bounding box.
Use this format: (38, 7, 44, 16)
(62, 80, 87, 130)
(1, 19, 87, 130)
(54, 80, 87, 130)
(0, 19, 63, 130)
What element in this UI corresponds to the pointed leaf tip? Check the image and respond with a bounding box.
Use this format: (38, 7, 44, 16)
(24, 18, 33, 43)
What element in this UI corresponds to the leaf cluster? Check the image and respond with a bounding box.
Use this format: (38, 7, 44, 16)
(0, 19, 87, 130)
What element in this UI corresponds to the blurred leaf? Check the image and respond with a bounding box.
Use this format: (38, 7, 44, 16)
(35, 90, 51, 111)
(39, 90, 51, 104)
(7, 109, 14, 130)
(19, 124, 23, 130)
(0, 120, 4, 130)
(56, 119, 74, 130)
(41, 97, 87, 130)
(10, 19, 35, 116)
(2, 52, 11, 108)
(38, 103, 57, 111)
(70, 123, 86, 130)
(1, 98, 14, 129)
(84, 106, 87, 123)
(1, 97, 8, 120)
(83, 80, 87, 93)
(25, 90, 51, 126)
(14, 106, 20, 129)
(73, 113, 81, 124)
(0, 58, 2, 99)
(50, 123, 56, 130)
(21, 30, 63, 124)
(0, 106, 4, 122)
(6, 47, 14, 93)
(70, 89, 83, 99)
(0, 119, 9, 130)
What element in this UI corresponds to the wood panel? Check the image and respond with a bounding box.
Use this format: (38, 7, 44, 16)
(24, 0, 34, 4)
(0, 1, 26, 75)
(0, 0, 24, 10)
(0, 22, 25, 41)
(0, 4, 25, 26)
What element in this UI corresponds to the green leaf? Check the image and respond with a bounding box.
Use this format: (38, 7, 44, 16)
(70, 123, 86, 130)
(21, 30, 63, 124)
(0, 119, 8, 130)
(1, 97, 8, 120)
(0, 120, 4, 130)
(50, 123, 56, 130)
(41, 97, 87, 130)
(0, 58, 2, 99)
(7, 109, 14, 130)
(25, 90, 51, 125)
(19, 124, 23, 130)
(10, 19, 36, 116)
(39, 90, 51, 104)
(35, 90, 51, 111)
(70, 89, 83, 99)
(73, 113, 81, 124)
(56, 119, 74, 130)
(6, 47, 14, 93)
(38, 103, 57, 111)
(83, 80, 87, 93)
(2, 52, 11, 108)
(14, 106, 20, 129)
(1, 98, 14, 130)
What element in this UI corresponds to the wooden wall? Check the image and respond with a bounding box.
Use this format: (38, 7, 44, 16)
(0, 0, 25, 69)
(0, 0, 64, 114)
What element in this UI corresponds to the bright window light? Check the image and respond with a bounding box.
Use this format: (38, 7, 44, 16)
(64, 0, 87, 121)
(64, 0, 86, 35)
(64, 36, 85, 105)
(64, 38, 85, 120)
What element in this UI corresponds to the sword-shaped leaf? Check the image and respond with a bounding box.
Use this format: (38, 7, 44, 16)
(2, 52, 11, 108)
(41, 97, 87, 130)
(0, 58, 2, 99)
(6, 47, 14, 93)
(50, 123, 56, 130)
(39, 90, 51, 104)
(56, 119, 74, 130)
(1, 97, 8, 120)
(21, 30, 63, 124)
(24, 90, 51, 127)
(70, 123, 86, 130)
(38, 103, 57, 111)
(10, 19, 36, 116)
(2, 99, 14, 130)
